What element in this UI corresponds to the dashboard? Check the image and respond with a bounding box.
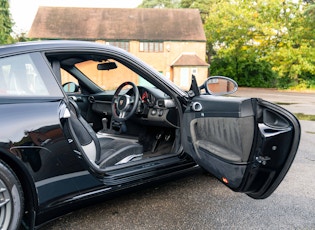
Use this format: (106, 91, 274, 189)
(134, 86, 177, 127)
(91, 86, 178, 128)
(138, 86, 174, 107)
(140, 89, 155, 107)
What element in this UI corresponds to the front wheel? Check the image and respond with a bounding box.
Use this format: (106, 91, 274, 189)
(0, 161, 24, 230)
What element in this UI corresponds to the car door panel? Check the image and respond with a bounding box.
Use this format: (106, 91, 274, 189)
(183, 96, 255, 188)
(244, 100, 299, 199)
(182, 95, 300, 199)
(191, 116, 254, 162)
(190, 116, 255, 188)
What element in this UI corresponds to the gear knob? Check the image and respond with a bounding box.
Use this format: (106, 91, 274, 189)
(102, 118, 108, 132)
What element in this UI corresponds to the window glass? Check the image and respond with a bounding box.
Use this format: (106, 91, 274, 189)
(60, 69, 80, 93)
(61, 68, 78, 85)
(74, 59, 155, 91)
(149, 42, 154, 52)
(139, 42, 144, 52)
(0, 53, 63, 97)
(139, 42, 163, 52)
(155, 43, 159, 51)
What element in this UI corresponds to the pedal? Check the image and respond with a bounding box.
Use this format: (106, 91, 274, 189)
(151, 133, 162, 152)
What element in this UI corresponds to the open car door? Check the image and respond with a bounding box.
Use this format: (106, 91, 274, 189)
(182, 81, 300, 199)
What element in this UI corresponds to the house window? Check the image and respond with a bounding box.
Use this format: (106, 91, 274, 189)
(107, 41, 129, 52)
(139, 42, 163, 52)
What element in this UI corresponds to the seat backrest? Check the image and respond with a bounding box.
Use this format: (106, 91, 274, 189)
(68, 99, 101, 162)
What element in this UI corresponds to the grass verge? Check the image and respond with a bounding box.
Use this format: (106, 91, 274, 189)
(294, 113, 315, 121)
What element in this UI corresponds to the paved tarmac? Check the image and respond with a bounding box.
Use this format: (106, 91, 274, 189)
(234, 87, 315, 115)
(44, 88, 315, 230)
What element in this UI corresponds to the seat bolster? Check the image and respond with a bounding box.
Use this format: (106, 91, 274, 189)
(97, 140, 143, 168)
(81, 140, 97, 162)
(98, 137, 115, 148)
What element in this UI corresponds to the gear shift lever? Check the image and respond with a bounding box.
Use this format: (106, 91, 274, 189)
(102, 118, 108, 132)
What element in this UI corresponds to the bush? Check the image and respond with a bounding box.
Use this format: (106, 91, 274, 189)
(210, 57, 277, 88)
(277, 71, 315, 90)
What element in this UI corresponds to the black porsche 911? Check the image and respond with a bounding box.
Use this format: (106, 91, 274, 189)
(0, 40, 300, 229)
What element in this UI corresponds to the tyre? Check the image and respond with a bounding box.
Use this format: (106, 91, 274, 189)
(0, 161, 24, 230)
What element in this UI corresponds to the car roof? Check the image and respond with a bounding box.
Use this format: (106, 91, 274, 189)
(0, 40, 117, 56)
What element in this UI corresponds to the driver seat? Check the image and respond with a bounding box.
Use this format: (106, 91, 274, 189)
(67, 99, 143, 168)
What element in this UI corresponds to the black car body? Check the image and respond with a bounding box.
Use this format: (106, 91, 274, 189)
(0, 40, 300, 229)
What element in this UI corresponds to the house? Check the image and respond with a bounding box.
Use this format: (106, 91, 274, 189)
(28, 7, 209, 88)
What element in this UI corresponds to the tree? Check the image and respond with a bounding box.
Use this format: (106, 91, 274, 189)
(205, 0, 315, 88)
(304, 2, 315, 26)
(138, 0, 180, 8)
(261, 0, 315, 87)
(179, 0, 214, 23)
(0, 0, 14, 44)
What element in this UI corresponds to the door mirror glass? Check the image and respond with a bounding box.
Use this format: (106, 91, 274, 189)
(204, 76, 238, 96)
(63, 82, 80, 93)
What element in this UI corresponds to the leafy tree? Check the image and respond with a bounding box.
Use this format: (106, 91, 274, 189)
(262, 0, 315, 87)
(15, 32, 32, 42)
(205, 0, 315, 87)
(179, 0, 214, 23)
(138, 0, 213, 16)
(138, 0, 180, 8)
(0, 0, 14, 44)
(304, 2, 315, 27)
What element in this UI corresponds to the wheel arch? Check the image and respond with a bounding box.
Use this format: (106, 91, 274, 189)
(0, 151, 38, 228)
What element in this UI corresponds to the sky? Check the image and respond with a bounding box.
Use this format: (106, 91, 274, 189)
(9, 0, 143, 34)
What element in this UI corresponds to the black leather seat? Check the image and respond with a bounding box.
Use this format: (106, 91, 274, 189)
(68, 100, 143, 169)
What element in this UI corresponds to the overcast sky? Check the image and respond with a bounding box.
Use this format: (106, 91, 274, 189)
(10, 0, 143, 34)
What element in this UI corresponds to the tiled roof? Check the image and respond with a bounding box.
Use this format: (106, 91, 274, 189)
(171, 53, 209, 66)
(29, 7, 206, 41)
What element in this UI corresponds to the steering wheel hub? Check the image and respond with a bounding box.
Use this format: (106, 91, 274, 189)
(117, 95, 129, 111)
(112, 82, 139, 122)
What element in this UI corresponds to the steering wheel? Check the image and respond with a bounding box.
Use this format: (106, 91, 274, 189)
(111, 82, 139, 122)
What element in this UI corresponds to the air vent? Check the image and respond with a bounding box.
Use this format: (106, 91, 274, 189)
(88, 96, 95, 103)
(157, 99, 164, 107)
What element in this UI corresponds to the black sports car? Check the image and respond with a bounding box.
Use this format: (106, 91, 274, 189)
(0, 40, 300, 229)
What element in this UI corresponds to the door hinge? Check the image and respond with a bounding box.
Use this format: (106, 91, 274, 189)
(256, 156, 271, 165)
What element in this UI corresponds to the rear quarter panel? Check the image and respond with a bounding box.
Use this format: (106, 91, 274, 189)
(0, 100, 89, 210)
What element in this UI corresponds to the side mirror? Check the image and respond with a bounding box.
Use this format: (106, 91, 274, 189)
(63, 82, 80, 93)
(204, 76, 238, 96)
